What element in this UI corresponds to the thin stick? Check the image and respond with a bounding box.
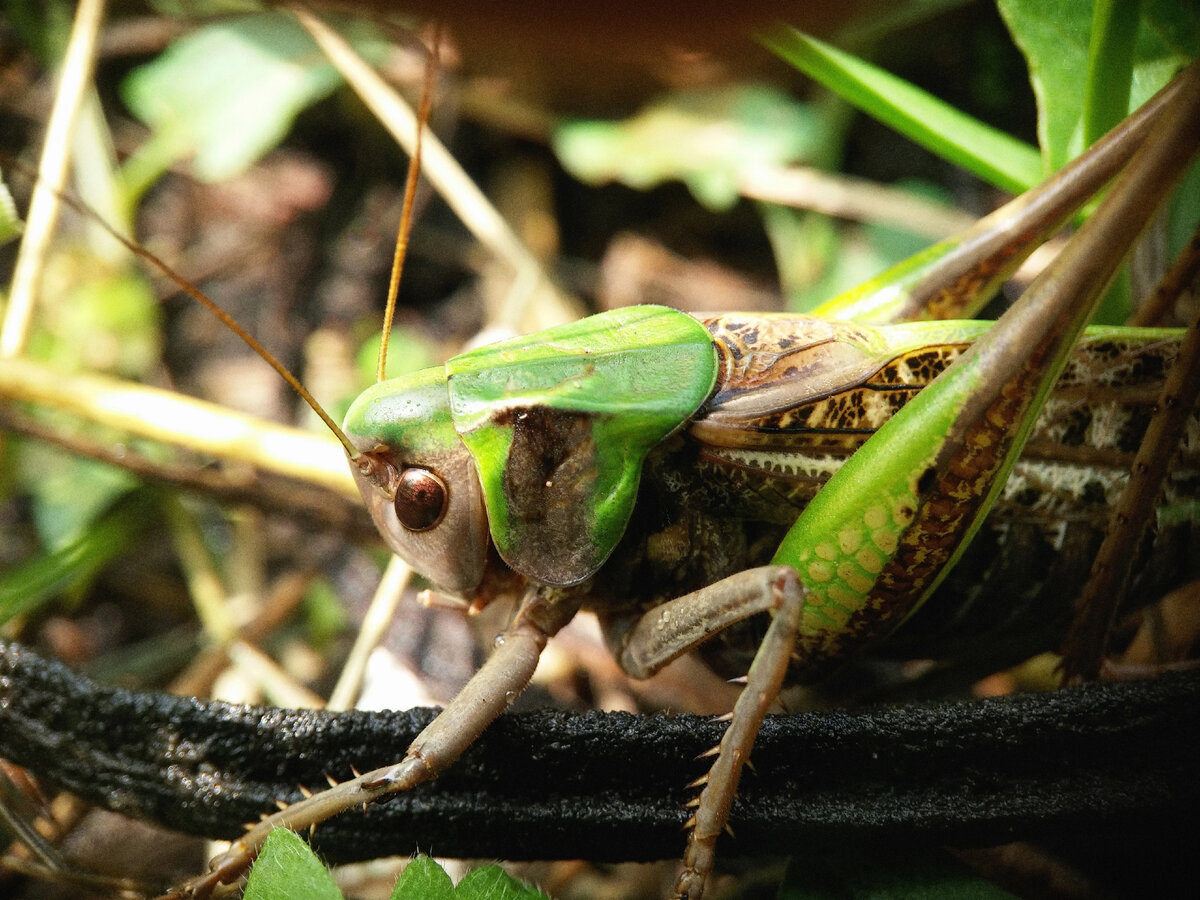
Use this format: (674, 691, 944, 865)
(1062, 224, 1200, 681)
(738, 165, 974, 238)
(290, 4, 575, 329)
(378, 27, 440, 384)
(0, 772, 65, 873)
(2, 168, 362, 460)
(0, 853, 149, 898)
(327, 555, 413, 711)
(1, 0, 108, 358)
(0, 355, 356, 497)
(1126, 229, 1200, 326)
(227, 641, 326, 709)
(163, 495, 238, 645)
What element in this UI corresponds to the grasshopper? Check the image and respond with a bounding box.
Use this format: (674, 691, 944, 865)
(152, 59, 1199, 899)
(2, 12, 1198, 900)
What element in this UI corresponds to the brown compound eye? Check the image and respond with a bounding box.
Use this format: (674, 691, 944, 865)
(393, 468, 448, 532)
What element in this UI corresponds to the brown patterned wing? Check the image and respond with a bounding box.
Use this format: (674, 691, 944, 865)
(688, 314, 1194, 537)
(693, 314, 971, 456)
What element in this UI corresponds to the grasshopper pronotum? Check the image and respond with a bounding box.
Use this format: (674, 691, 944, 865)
(1, 6, 1198, 899)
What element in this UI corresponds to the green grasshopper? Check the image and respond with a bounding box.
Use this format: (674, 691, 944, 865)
(4, 11, 1197, 897)
(159, 59, 1200, 899)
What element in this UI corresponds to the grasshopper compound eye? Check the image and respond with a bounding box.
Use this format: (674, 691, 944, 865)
(341, 370, 492, 594)
(395, 468, 448, 531)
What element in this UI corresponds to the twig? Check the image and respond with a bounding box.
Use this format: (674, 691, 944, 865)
(0, 356, 356, 498)
(0, 407, 375, 541)
(327, 555, 412, 711)
(1, 0, 108, 358)
(289, 4, 579, 331)
(738, 165, 975, 238)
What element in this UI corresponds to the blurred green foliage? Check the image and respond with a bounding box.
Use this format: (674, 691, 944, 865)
(243, 832, 548, 900)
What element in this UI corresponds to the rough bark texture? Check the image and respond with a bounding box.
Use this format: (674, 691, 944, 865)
(2, 640, 1196, 870)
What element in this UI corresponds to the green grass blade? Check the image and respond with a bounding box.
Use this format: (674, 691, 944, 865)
(0, 491, 151, 626)
(760, 28, 1043, 193)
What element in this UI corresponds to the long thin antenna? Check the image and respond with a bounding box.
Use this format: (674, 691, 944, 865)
(8, 162, 363, 460)
(377, 25, 440, 384)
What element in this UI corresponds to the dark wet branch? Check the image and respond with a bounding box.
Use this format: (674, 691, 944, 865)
(1, 640, 1197, 864)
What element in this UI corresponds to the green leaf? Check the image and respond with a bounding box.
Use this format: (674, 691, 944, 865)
(30, 261, 162, 379)
(0, 490, 150, 625)
(456, 865, 549, 900)
(390, 858, 548, 900)
(997, 0, 1200, 171)
(2, 0, 72, 64)
(1082, 0, 1140, 147)
(19, 446, 139, 549)
(120, 12, 388, 181)
(391, 855, 454, 900)
(760, 28, 1042, 193)
(302, 578, 348, 645)
(554, 84, 822, 210)
(238, 844, 544, 900)
(244, 829, 343, 900)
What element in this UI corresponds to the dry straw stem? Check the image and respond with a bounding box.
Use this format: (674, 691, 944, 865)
(290, 4, 579, 330)
(738, 165, 976, 238)
(0, 356, 356, 498)
(1, 0, 108, 358)
(326, 555, 413, 712)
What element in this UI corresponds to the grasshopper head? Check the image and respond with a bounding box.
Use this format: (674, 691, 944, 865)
(343, 367, 490, 593)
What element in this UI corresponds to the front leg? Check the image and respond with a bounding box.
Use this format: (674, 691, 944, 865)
(170, 584, 582, 899)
